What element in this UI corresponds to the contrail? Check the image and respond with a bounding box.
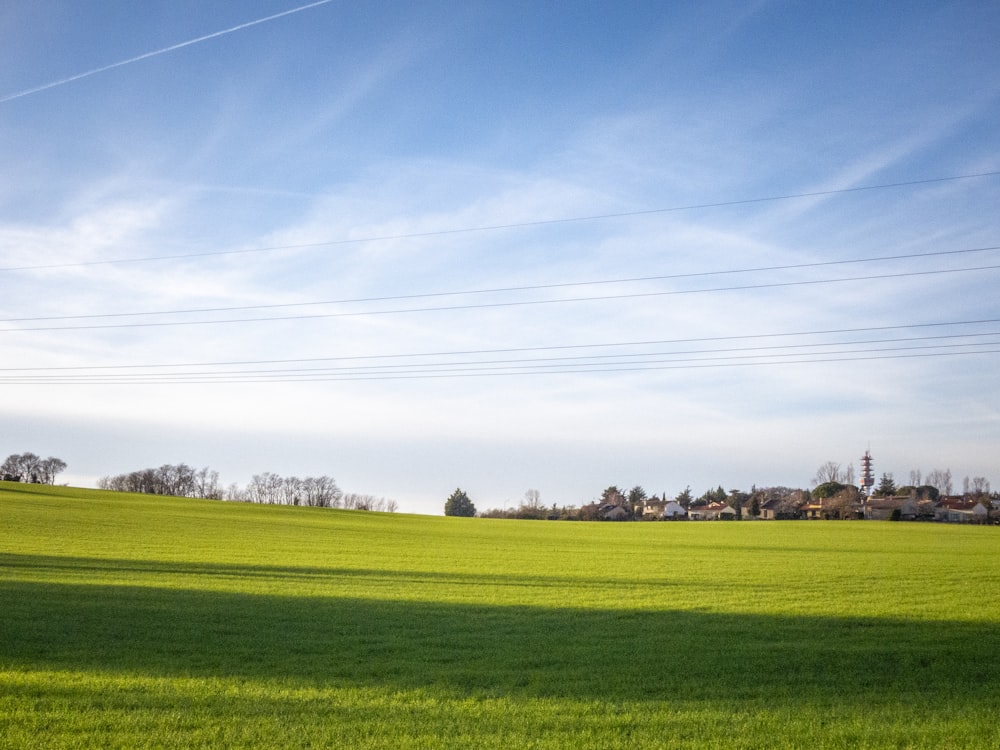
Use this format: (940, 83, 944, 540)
(0, 0, 336, 104)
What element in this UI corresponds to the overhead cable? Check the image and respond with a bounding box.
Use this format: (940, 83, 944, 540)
(4, 322, 1000, 382)
(2, 263, 998, 332)
(2, 171, 998, 272)
(5, 245, 998, 324)
(3, 347, 998, 384)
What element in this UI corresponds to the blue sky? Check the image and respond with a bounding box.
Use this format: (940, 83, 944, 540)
(2, 1, 999, 513)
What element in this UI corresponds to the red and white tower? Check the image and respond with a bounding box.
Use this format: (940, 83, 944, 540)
(860, 449, 875, 497)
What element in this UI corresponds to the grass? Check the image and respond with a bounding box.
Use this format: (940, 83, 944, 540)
(1, 481, 999, 748)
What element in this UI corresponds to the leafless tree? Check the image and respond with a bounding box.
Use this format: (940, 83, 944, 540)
(245, 472, 283, 504)
(813, 461, 842, 485)
(36, 457, 67, 484)
(98, 463, 217, 497)
(280, 476, 303, 506)
(95, 462, 379, 513)
(194, 467, 221, 500)
(843, 464, 855, 485)
(2, 452, 50, 482)
(300, 476, 341, 507)
(825, 487, 859, 519)
(341, 493, 396, 512)
(965, 476, 990, 498)
(926, 468, 953, 496)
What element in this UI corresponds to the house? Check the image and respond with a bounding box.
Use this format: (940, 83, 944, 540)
(862, 497, 905, 521)
(757, 499, 776, 520)
(602, 504, 629, 521)
(719, 505, 738, 520)
(801, 500, 825, 520)
(899, 497, 922, 520)
(934, 498, 980, 523)
(757, 498, 785, 520)
(661, 500, 687, 519)
(642, 500, 665, 518)
(689, 501, 737, 520)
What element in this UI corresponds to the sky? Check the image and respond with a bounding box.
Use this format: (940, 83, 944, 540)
(1, 0, 999, 514)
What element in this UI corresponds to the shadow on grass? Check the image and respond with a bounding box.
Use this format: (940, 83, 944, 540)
(2, 554, 998, 704)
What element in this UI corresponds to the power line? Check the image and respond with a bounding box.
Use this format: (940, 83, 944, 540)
(4, 347, 998, 384)
(3, 263, 998, 332)
(4, 322, 1000, 380)
(5, 329, 997, 372)
(5, 245, 998, 324)
(2, 171, 998, 273)
(9, 339, 998, 379)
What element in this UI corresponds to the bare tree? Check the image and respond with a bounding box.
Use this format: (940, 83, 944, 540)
(35, 457, 67, 484)
(524, 488, 542, 509)
(21, 452, 41, 482)
(161, 463, 197, 497)
(909, 469, 922, 486)
(813, 461, 842, 485)
(926, 468, 953, 496)
(98, 463, 216, 497)
(966, 476, 990, 498)
(281, 476, 304, 506)
(194, 467, 221, 500)
(825, 487, 859, 519)
(2, 453, 43, 482)
(340, 492, 394, 511)
(95, 461, 381, 514)
(843, 464, 855, 485)
(301, 476, 341, 507)
(245, 472, 283, 504)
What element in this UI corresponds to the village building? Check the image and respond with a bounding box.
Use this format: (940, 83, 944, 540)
(661, 500, 686, 519)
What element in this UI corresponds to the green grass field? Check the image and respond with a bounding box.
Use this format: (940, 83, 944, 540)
(2, 482, 998, 748)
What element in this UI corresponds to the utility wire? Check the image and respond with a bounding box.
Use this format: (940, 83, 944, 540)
(4, 347, 998, 384)
(4, 320, 1000, 371)
(4, 331, 997, 374)
(4, 322, 999, 376)
(2, 171, 998, 273)
(3, 263, 998, 332)
(5, 245, 998, 324)
(8, 339, 999, 380)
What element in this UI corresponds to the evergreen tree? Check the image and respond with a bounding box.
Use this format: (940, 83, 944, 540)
(875, 473, 897, 497)
(444, 488, 476, 517)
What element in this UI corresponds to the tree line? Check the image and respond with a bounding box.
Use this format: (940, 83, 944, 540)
(97, 463, 397, 512)
(1, 452, 67, 484)
(97, 463, 223, 499)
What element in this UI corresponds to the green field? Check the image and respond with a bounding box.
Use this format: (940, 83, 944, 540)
(2, 482, 998, 748)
